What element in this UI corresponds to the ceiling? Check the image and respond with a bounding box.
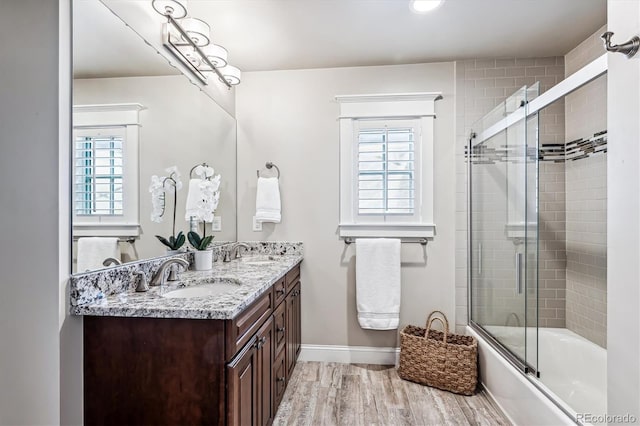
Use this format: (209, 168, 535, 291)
(74, 0, 606, 78)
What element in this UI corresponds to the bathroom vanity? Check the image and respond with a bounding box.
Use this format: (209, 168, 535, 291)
(73, 250, 302, 426)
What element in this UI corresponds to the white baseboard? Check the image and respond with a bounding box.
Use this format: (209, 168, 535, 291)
(299, 344, 400, 365)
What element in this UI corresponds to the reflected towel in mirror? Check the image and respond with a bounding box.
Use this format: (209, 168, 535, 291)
(77, 237, 121, 272)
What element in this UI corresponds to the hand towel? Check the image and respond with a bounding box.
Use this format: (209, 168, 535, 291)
(77, 237, 121, 272)
(255, 177, 281, 223)
(356, 238, 401, 330)
(185, 179, 207, 222)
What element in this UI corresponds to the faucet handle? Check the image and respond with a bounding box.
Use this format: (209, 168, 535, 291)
(134, 270, 149, 292)
(167, 263, 186, 281)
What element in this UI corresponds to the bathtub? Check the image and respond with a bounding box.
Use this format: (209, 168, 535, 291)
(468, 326, 607, 425)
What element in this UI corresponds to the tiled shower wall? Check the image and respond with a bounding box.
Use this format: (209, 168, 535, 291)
(456, 26, 608, 348)
(564, 25, 608, 348)
(455, 57, 566, 333)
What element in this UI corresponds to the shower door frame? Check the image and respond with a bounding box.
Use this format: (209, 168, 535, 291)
(467, 53, 608, 400)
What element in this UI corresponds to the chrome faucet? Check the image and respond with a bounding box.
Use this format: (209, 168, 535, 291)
(150, 258, 189, 287)
(223, 243, 250, 262)
(103, 257, 122, 267)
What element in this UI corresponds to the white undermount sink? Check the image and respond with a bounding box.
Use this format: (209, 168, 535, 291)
(162, 278, 241, 299)
(239, 255, 278, 266)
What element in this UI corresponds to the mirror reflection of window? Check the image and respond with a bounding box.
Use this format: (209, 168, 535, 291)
(74, 129, 124, 217)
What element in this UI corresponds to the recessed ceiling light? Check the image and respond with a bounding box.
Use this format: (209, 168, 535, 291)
(411, 0, 443, 13)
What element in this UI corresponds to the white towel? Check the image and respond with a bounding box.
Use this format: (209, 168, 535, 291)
(356, 238, 401, 330)
(77, 237, 121, 272)
(185, 179, 207, 222)
(255, 177, 281, 223)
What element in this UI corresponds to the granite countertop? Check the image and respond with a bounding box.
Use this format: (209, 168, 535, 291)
(71, 254, 302, 320)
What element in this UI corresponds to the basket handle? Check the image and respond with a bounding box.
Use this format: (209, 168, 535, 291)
(425, 311, 450, 343)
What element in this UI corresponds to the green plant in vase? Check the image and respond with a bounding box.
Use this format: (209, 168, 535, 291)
(188, 230, 215, 271)
(187, 231, 214, 251)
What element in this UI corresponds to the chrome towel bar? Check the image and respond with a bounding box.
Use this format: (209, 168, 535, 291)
(343, 237, 427, 246)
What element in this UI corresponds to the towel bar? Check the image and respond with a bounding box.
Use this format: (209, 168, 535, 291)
(343, 237, 427, 246)
(73, 236, 136, 244)
(256, 161, 281, 178)
(190, 163, 213, 180)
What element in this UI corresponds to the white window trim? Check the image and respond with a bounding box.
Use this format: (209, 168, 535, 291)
(72, 103, 145, 237)
(337, 92, 441, 239)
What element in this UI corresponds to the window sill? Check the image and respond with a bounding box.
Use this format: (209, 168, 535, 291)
(338, 223, 435, 239)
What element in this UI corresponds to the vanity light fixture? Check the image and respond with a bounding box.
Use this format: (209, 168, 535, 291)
(218, 65, 242, 86)
(411, 0, 443, 13)
(152, 0, 187, 19)
(151, 0, 241, 88)
(179, 17, 210, 47)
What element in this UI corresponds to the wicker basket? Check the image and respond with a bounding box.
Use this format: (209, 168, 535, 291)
(398, 311, 478, 395)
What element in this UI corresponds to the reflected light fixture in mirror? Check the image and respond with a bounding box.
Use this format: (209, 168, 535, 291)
(152, 0, 241, 87)
(411, 0, 443, 13)
(152, 0, 188, 18)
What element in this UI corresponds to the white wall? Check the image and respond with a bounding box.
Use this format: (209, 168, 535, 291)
(0, 0, 73, 424)
(607, 0, 640, 421)
(237, 62, 456, 348)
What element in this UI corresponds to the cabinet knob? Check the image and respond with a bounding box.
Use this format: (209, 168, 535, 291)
(260, 336, 267, 344)
(276, 288, 285, 295)
(277, 326, 286, 333)
(277, 377, 286, 383)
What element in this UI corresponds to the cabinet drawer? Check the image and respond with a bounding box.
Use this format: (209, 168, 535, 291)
(226, 291, 272, 361)
(273, 277, 286, 306)
(285, 264, 300, 293)
(272, 350, 287, 412)
(273, 302, 286, 358)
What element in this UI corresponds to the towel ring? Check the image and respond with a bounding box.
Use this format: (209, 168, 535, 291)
(256, 161, 280, 178)
(190, 163, 212, 180)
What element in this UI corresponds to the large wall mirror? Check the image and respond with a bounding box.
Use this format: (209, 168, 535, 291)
(72, 0, 237, 273)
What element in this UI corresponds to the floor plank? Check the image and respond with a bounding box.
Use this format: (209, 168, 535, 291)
(274, 361, 511, 426)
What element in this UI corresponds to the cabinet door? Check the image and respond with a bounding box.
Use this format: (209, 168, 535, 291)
(256, 316, 274, 426)
(273, 301, 286, 357)
(286, 282, 301, 376)
(294, 282, 302, 357)
(272, 350, 287, 412)
(227, 338, 258, 426)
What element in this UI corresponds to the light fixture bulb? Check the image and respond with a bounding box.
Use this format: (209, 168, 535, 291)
(411, 0, 443, 13)
(202, 44, 228, 68)
(219, 65, 241, 86)
(152, 0, 188, 19)
(178, 17, 211, 47)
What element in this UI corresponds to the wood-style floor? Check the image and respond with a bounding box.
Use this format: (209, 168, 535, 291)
(273, 362, 511, 426)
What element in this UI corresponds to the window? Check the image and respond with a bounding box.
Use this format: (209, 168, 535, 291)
(356, 120, 419, 217)
(337, 93, 440, 239)
(72, 104, 144, 237)
(74, 129, 124, 216)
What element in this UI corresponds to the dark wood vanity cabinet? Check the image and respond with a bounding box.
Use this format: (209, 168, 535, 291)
(286, 281, 302, 376)
(84, 262, 301, 426)
(227, 316, 273, 426)
(227, 266, 301, 426)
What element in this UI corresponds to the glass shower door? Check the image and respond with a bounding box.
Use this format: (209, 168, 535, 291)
(470, 86, 538, 369)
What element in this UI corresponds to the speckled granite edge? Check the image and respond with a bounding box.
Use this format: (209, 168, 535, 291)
(71, 254, 303, 320)
(70, 241, 303, 312)
(70, 244, 231, 307)
(239, 241, 303, 256)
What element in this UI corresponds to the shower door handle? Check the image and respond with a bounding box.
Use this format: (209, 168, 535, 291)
(478, 243, 482, 276)
(515, 253, 523, 294)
